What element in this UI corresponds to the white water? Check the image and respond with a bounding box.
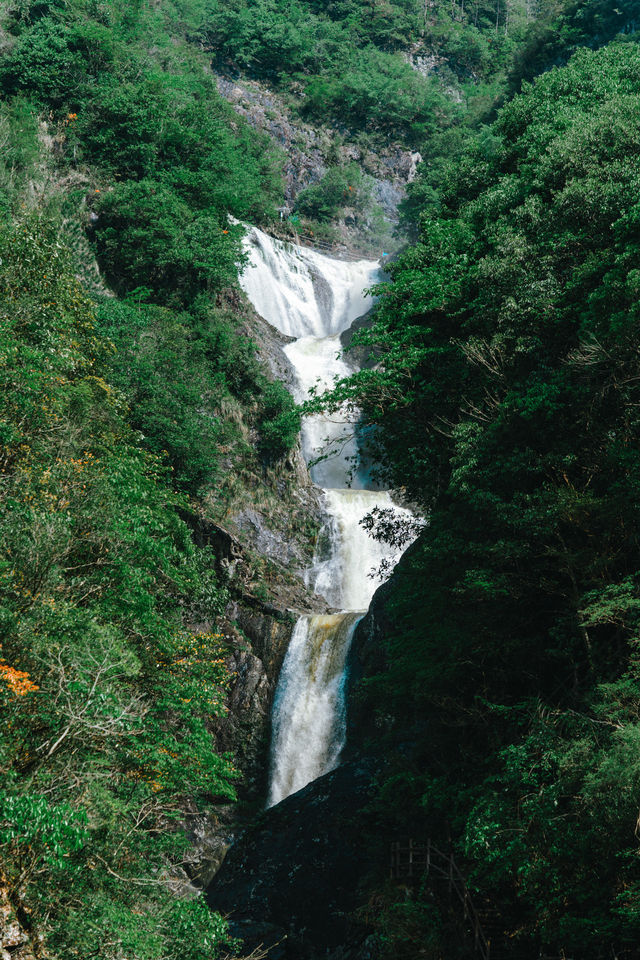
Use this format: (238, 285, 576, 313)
(284, 335, 362, 488)
(239, 226, 411, 807)
(309, 488, 405, 611)
(266, 613, 361, 804)
(240, 225, 377, 339)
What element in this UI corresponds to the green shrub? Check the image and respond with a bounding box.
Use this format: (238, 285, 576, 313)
(258, 380, 301, 461)
(296, 163, 369, 222)
(0, 17, 116, 105)
(93, 180, 242, 305)
(94, 296, 267, 493)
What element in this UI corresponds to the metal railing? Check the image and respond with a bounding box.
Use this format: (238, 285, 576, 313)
(295, 232, 370, 261)
(390, 839, 491, 960)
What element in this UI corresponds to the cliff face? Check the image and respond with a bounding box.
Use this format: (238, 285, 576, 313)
(207, 759, 380, 960)
(204, 546, 422, 952)
(0, 881, 41, 960)
(216, 73, 419, 255)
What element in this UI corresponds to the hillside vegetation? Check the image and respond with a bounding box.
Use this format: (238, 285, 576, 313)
(0, 215, 244, 958)
(2, 0, 638, 957)
(0, 1, 296, 956)
(174, 0, 528, 144)
(317, 19, 640, 959)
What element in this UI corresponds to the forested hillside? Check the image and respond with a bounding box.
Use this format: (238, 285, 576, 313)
(317, 17, 640, 960)
(175, 0, 526, 142)
(1, 0, 639, 958)
(0, 2, 298, 956)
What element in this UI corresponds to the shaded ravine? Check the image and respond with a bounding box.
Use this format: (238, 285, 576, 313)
(238, 226, 411, 807)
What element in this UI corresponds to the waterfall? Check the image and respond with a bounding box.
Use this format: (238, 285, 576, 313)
(267, 613, 361, 806)
(239, 226, 377, 339)
(239, 226, 411, 807)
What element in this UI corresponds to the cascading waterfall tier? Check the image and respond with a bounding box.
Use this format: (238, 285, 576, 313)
(267, 613, 361, 807)
(240, 226, 378, 340)
(240, 226, 412, 807)
(309, 488, 404, 611)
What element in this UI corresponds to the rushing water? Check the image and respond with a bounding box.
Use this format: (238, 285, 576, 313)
(239, 226, 376, 340)
(239, 226, 411, 807)
(266, 612, 362, 804)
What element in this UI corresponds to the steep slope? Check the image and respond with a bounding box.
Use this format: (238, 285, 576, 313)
(3, 1, 617, 958)
(0, 4, 318, 956)
(308, 35, 640, 960)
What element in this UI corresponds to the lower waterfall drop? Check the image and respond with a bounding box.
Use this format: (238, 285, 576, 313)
(267, 613, 361, 807)
(239, 225, 412, 807)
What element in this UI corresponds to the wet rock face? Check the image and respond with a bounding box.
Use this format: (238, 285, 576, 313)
(207, 761, 380, 960)
(181, 501, 315, 878)
(182, 803, 238, 889)
(212, 646, 271, 796)
(208, 602, 297, 802)
(228, 600, 296, 678)
(184, 603, 296, 883)
(0, 883, 39, 960)
(232, 506, 306, 568)
(339, 307, 380, 370)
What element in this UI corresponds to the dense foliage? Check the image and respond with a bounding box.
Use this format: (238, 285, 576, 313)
(172, 0, 538, 145)
(3, 0, 638, 957)
(509, 0, 640, 91)
(0, 1, 282, 291)
(0, 219, 238, 958)
(0, 0, 304, 955)
(320, 35, 640, 958)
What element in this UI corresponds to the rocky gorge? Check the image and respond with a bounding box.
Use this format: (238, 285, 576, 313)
(185, 221, 416, 958)
(4, 3, 631, 958)
(215, 73, 419, 257)
(168, 46, 432, 926)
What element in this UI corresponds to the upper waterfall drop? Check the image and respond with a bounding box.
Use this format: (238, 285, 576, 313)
(239, 225, 380, 339)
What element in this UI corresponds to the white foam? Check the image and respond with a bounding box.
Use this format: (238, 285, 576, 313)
(239, 225, 414, 806)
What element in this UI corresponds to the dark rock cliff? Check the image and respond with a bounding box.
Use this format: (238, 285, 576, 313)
(204, 547, 420, 952)
(207, 760, 382, 960)
(344, 578, 396, 759)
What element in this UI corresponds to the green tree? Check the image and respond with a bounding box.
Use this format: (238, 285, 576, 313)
(93, 181, 242, 304)
(0, 216, 237, 960)
(316, 40, 640, 957)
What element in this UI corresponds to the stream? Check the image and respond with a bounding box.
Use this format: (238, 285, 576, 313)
(239, 226, 411, 807)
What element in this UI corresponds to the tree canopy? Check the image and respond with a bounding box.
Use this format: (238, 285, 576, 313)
(319, 39, 640, 958)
